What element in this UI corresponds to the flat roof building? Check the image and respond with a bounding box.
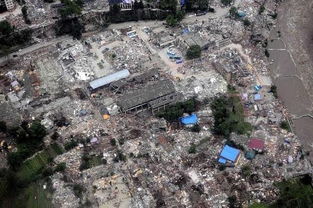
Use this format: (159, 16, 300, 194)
(218, 145, 241, 165)
(89, 69, 130, 90)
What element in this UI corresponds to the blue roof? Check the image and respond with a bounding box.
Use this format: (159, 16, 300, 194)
(89, 69, 130, 90)
(219, 145, 240, 162)
(180, 114, 198, 125)
(254, 94, 262, 101)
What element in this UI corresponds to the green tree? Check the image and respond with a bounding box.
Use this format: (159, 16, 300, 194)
(229, 6, 238, 18)
(28, 120, 47, 140)
(55, 18, 84, 40)
(159, 0, 177, 12)
(280, 121, 291, 132)
(59, 0, 82, 17)
(0, 21, 14, 36)
(211, 96, 252, 137)
(271, 176, 313, 208)
(166, 15, 178, 27)
(176, 10, 185, 21)
(186, 45, 201, 59)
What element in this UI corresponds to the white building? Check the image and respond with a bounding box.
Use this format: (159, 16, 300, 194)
(2, 0, 15, 11)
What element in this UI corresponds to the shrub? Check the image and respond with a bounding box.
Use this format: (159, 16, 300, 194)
(243, 19, 251, 26)
(265, 49, 270, 57)
(54, 162, 66, 172)
(51, 132, 59, 140)
(188, 143, 197, 154)
(270, 85, 278, 98)
(64, 140, 78, 151)
(241, 165, 252, 177)
(118, 138, 125, 145)
(229, 7, 239, 19)
(186, 45, 201, 59)
(280, 121, 291, 132)
(110, 138, 117, 146)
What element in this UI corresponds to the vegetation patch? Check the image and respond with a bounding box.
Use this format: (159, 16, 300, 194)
(79, 153, 105, 171)
(280, 121, 291, 132)
(17, 143, 64, 182)
(186, 45, 201, 59)
(211, 95, 252, 137)
(157, 98, 199, 122)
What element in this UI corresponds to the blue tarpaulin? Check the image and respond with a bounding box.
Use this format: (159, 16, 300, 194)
(238, 11, 246, 17)
(180, 114, 198, 125)
(254, 94, 262, 101)
(182, 28, 189, 34)
(218, 158, 227, 164)
(254, 85, 262, 91)
(218, 145, 240, 163)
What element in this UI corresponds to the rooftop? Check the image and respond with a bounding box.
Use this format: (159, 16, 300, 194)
(248, 138, 265, 151)
(89, 69, 130, 90)
(118, 80, 176, 111)
(219, 145, 241, 164)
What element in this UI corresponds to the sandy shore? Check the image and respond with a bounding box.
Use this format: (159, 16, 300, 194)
(269, 0, 313, 160)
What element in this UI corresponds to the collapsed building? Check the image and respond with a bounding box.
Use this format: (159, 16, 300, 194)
(179, 33, 209, 50)
(117, 79, 183, 113)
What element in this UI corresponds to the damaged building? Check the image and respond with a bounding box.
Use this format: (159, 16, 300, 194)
(117, 79, 182, 113)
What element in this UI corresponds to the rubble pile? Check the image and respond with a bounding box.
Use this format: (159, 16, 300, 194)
(0, 0, 312, 207)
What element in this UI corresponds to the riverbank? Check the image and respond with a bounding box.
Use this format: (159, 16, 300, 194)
(269, 0, 313, 161)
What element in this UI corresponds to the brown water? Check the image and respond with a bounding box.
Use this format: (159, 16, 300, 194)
(269, 0, 313, 161)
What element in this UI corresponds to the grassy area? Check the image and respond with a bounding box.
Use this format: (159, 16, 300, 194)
(17, 143, 64, 182)
(80, 154, 104, 170)
(15, 181, 53, 208)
